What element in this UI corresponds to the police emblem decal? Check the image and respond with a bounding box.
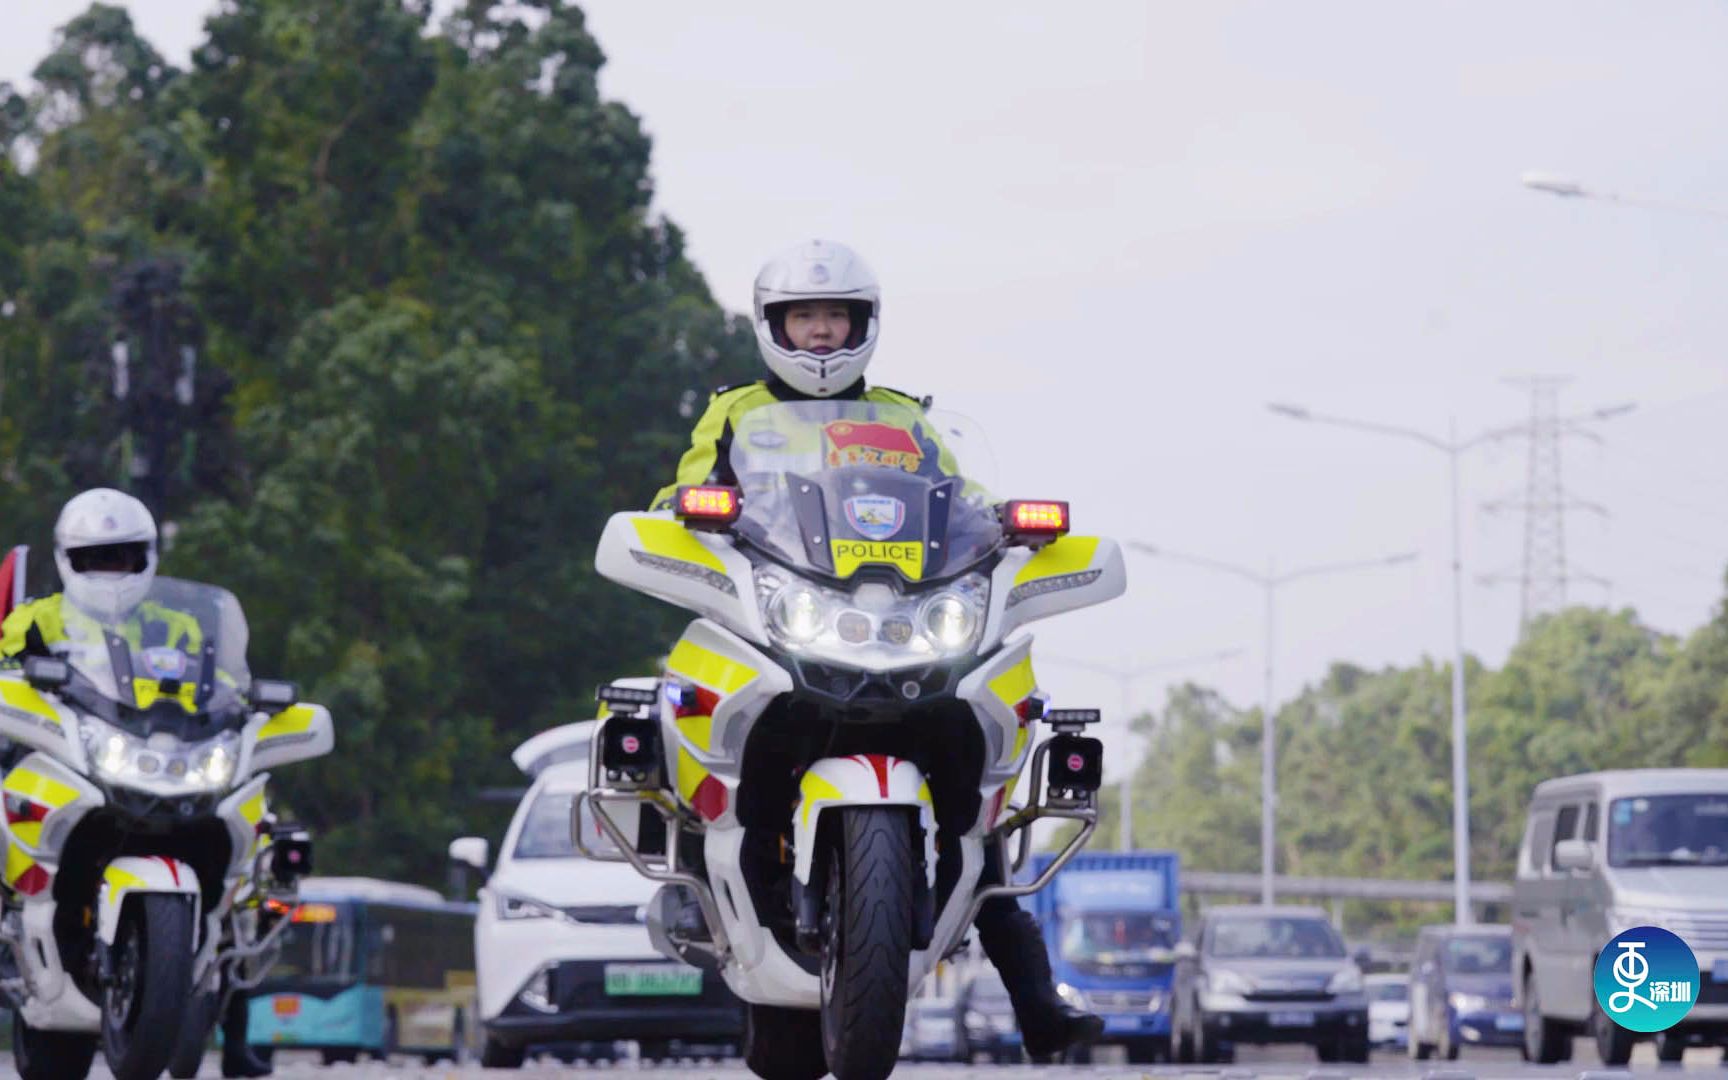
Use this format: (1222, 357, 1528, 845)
(844, 495, 906, 542)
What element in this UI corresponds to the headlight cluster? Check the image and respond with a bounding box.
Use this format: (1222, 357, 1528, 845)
(1208, 968, 1254, 996)
(1448, 991, 1491, 1013)
(495, 893, 551, 920)
(753, 565, 988, 666)
(1608, 906, 1669, 935)
(79, 720, 239, 793)
(1328, 967, 1364, 994)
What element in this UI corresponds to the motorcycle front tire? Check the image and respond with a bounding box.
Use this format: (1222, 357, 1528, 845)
(818, 806, 915, 1080)
(101, 894, 196, 1080)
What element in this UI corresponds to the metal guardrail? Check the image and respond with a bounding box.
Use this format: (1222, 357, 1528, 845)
(1183, 870, 1514, 904)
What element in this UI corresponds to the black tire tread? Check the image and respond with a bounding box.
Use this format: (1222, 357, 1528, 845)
(744, 1003, 826, 1080)
(103, 894, 196, 1080)
(13, 1008, 98, 1080)
(821, 807, 914, 1080)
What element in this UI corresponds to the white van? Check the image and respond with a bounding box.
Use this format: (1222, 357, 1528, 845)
(450, 718, 743, 1068)
(1512, 768, 1728, 1066)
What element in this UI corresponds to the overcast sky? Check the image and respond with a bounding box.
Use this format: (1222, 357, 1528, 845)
(7, 2, 1727, 780)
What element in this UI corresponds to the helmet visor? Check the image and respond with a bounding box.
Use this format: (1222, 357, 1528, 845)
(67, 542, 151, 575)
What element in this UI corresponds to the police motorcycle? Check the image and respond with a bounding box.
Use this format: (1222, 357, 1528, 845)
(579, 400, 1124, 1080)
(0, 574, 331, 1080)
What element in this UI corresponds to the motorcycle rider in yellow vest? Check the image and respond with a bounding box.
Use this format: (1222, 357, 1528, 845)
(653, 240, 1104, 1061)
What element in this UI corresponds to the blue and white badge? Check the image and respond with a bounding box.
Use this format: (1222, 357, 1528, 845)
(1594, 925, 1700, 1033)
(142, 646, 189, 681)
(844, 495, 906, 541)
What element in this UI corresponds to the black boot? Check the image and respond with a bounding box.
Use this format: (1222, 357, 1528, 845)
(977, 900, 1104, 1062)
(220, 993, 272, 1078)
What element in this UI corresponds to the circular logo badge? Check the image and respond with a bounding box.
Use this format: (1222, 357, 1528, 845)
(1593, 925, 1699, 1033)
(1066, 753, 1086, 773)
(621, 735, 640, 755)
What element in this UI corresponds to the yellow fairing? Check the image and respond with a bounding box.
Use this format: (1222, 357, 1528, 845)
(666, 639, 758, 696)
(799, 770, 844, 827)
(675, 747, 712, 805)
(633, 519, 727, 574)
(1013, 536, 1101, 587)
(830, 539, 925, 581)
(988, 655, 1036, 711)
(4, 765, 79, 850)
(258, 704, 315, 742)
(0, 681, 61, 728)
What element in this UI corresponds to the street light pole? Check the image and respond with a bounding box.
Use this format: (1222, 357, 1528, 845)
(1267, 403, 1535, 924)
(1040, 648, 1244, 852)
(1129, 543, 1416, 905)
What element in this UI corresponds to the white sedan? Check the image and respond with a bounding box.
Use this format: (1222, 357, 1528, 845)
(452, 721, 743, 1068)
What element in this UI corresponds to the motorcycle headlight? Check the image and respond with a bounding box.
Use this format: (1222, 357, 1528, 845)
(922, 591, 980, 650)
(768, 583, 826, 643)
(753, 562, 989, 667)
(79, 720, 241, 794)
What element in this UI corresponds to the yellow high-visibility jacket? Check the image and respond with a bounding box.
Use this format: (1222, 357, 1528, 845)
(0, 594, 203, 660)
(650, 379, 931, 511)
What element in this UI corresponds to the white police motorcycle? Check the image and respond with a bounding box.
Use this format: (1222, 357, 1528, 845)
(579, 400, 1124, 1080)
(0, 576, 331, 1080)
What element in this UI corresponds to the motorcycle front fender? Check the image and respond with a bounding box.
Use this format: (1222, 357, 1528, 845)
(792, 755, 936, 885)
(97, 856, 201, 945)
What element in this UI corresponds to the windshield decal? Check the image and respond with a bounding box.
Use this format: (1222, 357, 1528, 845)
(823, 421, 924, 473)
(844, 495, 906, 541)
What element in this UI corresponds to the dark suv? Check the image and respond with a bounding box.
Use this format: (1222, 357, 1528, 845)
(1172, 905, 1370, 1064)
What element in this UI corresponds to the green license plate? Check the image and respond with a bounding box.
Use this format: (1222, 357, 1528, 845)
(604, 963, 702, 996)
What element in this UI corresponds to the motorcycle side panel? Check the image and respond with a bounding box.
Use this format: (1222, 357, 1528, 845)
(954, 636, 1040, 824)
(791, 755, 935, 885)
(595, 512, 770, 644)
(18, 899, 102, 1031)
(978, 535, 1127, 651)
(0, 676, 79, 764)
(97, 856, 200, 945)
(1, 752, 104, 897)
(216, 776, 271, 879)
(661, 618, 793, 826)
(246, 702, 334, 774)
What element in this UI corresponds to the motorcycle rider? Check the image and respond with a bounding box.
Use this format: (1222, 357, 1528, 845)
(653, 240, 1104, 1061)
(0, 487, 274, 1079)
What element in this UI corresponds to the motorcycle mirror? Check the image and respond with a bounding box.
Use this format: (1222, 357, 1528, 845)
(22, 655, 70, 689)
(249, 679, 298, 710)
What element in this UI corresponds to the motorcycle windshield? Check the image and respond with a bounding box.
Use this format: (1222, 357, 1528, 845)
(727, 400, 1001, 584)
(52, 576, 251, 713)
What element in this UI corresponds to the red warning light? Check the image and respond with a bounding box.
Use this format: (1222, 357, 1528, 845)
(676, 485, 741, 526)
(1002, 500, 1070, 541)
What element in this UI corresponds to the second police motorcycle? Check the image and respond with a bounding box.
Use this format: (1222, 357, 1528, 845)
(579, 399, 1124, 1079)
(0, 550, 331, 1080)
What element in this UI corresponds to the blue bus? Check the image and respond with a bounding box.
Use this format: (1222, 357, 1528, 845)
(244, 877, 478, 1065)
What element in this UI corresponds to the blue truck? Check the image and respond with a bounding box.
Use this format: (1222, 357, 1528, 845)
(1022, 850, 1181, 1063)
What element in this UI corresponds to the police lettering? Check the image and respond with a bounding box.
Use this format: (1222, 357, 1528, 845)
(834, 541, 919, 563)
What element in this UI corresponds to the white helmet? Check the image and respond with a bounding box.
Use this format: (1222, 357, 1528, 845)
(753, 240, 881, 397)
(53, 488, 158, 622)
